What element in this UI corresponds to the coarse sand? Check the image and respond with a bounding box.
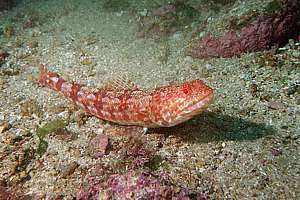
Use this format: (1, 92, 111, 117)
(0, 0, 299, 199)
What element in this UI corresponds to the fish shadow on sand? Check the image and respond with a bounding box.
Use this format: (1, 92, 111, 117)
(149, 111, 276, 143)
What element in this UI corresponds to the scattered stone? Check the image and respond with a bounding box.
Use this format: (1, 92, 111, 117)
(0, 49, 9, 66)
(267, 100, 286, 110)
(19, 99, 42, 117)
(80, 57, 93, 65)
(0, 121, 11, 133)
(1, 132, 12, 144)
(221, 142, 226, 148)
(60, 161, 79, 178)
(152, 4, 176, 18)
(296, 96, 300, 105)
(74, 111, 91, 126)
(0, 67, 20, 76)
(49, 128, 76, 141)
(285, 82, 300, 95)
(10, 147, 35, 180)
(1, 131, 21, 145)
(0, 186, 17, 200)
(271, 148, 283, 156)
(106, 125, 146, 136)
(48, 105, 69, 114)
(3, 25, 14, 38)
(88, 134, 110, 158)
(23, 17, 35, 29)
(0, 78, 8, 90)
(27, 40, 38, 48)
(250, 83, 258, 97)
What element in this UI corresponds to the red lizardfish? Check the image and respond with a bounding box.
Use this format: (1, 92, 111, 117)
(37, 65, 214, 128)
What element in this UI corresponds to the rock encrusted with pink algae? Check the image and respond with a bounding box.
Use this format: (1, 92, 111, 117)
(190, 0, 300, 58)
(76, 171, 206, 200)
(88, 134, 110, 158)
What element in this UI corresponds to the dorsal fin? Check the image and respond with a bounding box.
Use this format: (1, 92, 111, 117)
(100, 74, 139, 91)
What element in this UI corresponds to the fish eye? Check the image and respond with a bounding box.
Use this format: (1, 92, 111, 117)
(182, 84, 191, 95)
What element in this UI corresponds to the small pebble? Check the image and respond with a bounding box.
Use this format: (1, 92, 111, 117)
(27, 40, 38, 48)
(267, 101, 286, 110)
(0, 78, 8, 89)
(88, 134, 110, 158)
(49, 129, 76, 141)
(23, 17, 35, 29)
(250, 83, 258, 97)
(60, 161, 79, 178)
(271, 148, 283, 156)
(80, 57, 93, 65)
(3, 25, 14, 38)
(20, 99, 42, 117)
(292, 50, 300, 58)
(0, 49, 9, 65)
(0, 121, 11, 133)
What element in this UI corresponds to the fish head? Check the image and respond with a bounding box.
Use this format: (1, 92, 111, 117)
(151, 79, 214, 127)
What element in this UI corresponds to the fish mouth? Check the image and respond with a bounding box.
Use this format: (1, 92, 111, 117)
(153, 93, 214, 128)
(181, 93, 214, 117)
(169, 93, 214, 126)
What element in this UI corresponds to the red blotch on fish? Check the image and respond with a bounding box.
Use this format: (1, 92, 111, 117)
(37, 65, 214, 128)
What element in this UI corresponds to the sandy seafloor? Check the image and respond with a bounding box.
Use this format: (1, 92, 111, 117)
(0, 0, 299, 199)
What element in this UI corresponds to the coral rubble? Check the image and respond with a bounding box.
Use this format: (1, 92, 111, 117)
(190, 0, 300, 58)
(76, 171, 203, 200)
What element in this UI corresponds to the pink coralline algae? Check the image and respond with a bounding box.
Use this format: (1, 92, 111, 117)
(88, 134, 110, 158)
(190, 0, 300, 58)
(76, 171, 205, 200)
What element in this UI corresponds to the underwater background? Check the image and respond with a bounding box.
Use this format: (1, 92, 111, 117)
(0, 0, 299, 199)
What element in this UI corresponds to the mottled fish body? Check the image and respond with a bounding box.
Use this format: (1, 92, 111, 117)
(37, 66, 213, 128)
